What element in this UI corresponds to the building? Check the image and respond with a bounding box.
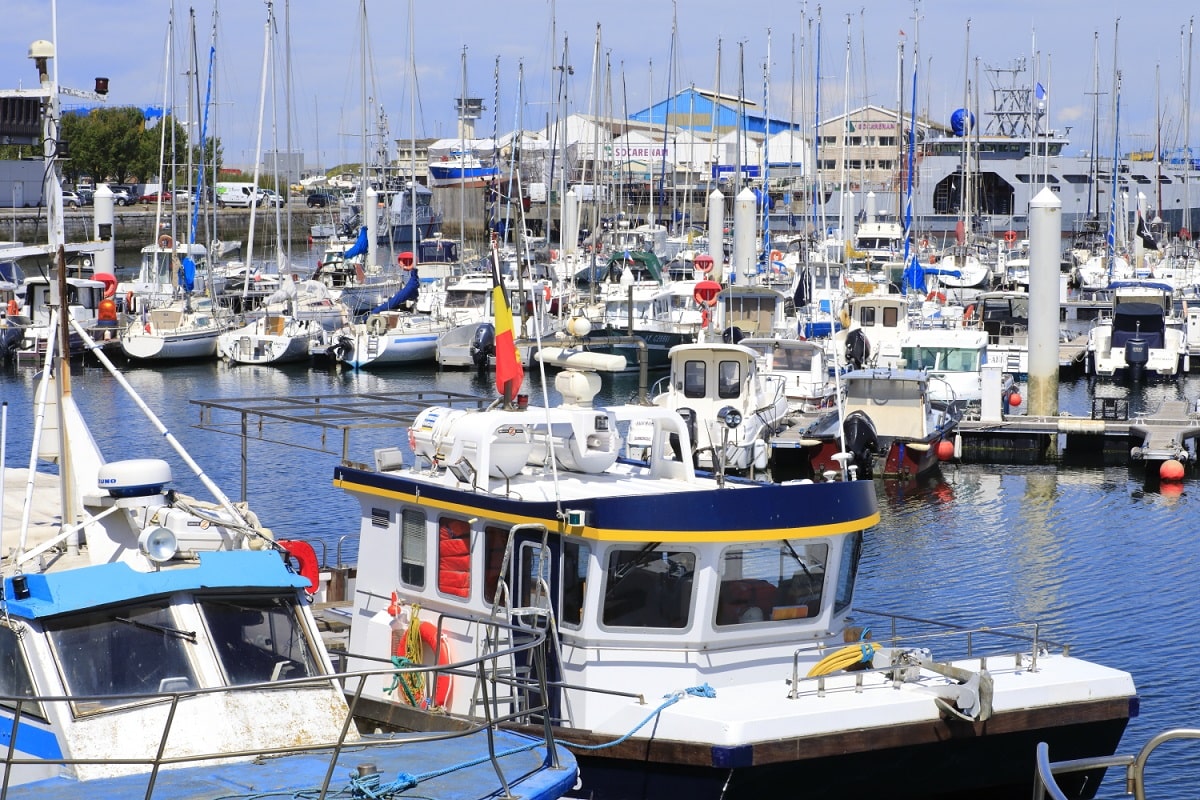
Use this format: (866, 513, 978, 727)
(816, 105, 947, 192)
(0, 160, 45, 208)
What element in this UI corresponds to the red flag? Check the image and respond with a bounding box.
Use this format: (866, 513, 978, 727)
(491, 236, 524, 402)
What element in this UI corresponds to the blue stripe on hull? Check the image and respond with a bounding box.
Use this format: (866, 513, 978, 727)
(0, 718, 62, 760)
(334, 466, 879, 541)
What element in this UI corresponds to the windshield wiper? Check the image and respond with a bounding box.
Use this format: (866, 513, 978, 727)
(113, 616, 197, 643)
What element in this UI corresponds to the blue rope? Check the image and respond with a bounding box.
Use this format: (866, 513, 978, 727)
(563, 684, 716, 752)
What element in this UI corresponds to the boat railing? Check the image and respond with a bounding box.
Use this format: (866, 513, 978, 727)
(788, 609, 1074, 700)
(1031, 730, 1200, 800)
(0, 612, 560, 800)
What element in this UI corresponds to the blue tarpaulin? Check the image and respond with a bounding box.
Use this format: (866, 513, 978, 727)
(369, 269, 420, 315)
(344, 227, 368, 259)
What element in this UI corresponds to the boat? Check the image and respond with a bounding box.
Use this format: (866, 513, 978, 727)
(790, 367, 962, 480)
(908, 63, 1200, 237)
(217, 312, 324, 365)
(323, 355, 1137, 800)
(0, 292, 577, 800)
(899, 326, 1016, 417)
(648, 340, 788, 473)
(739, 336, 838, 416)
(427, 140, 500, 188)
(7, 271, 120, 364)
(119, 295, 226, 362)
(118, 235, 215, 312)
(1085, 281, 1189, 381)
(0, 18, 577, 794)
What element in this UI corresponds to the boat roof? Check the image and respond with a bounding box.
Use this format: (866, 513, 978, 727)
(843, 367, 928, 383)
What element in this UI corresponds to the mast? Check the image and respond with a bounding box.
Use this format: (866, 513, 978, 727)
(1107, 19, 1122, 283)
(241, 1, 272, 302)
(762, 28, 771, 270)
(1185, 17, 1194, 237)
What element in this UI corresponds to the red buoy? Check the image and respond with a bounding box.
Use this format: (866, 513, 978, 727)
(1160, 459, 1186, 482)
(936, 440, 955, 461)
(1008, 391, 1022, 407)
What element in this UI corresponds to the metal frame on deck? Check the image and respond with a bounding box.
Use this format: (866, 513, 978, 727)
(191, 391, 489, 501)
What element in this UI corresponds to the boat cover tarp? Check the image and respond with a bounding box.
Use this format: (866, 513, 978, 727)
(1112, 301, 1166, 349)
(344, 227, 368, 259)
(369, 269, 420, 314)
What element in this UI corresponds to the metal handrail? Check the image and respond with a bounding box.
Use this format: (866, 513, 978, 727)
(0, 610, 560, 800)
(1031, 730, 1200, 800)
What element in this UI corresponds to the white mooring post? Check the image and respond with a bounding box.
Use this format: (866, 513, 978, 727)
(1027, 187, 1062, 417)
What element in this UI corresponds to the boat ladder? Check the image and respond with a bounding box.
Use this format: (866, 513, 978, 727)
(471, 523, 571, 727)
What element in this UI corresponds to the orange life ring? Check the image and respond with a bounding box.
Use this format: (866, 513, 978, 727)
(543, 284, 552, 302)
(770, 249, 783, 263)
(278, 539, 320, 593)
(693, 279, 721, 308)
(397, 621, 452, 708)
(919, 238, 929, 248)
(700, 308, 710, 328)
(926, 291, 946, 304)
(158, 233, 174, 250)
(94, 271, 118, 298)
(1003, 230, 1018, 244)
(694, 254, 713, 274)
(5, 298, 17, 316)
(962, 304, 977, 327)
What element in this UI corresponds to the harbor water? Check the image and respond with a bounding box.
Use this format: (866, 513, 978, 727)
(3, 248, 1200, 795)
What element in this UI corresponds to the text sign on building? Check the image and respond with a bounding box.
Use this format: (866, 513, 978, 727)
(607, 144, 674, 162)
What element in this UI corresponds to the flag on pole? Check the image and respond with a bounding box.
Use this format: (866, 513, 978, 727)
(491, 235, 524, 404)
(1035, 82, 1046, 101)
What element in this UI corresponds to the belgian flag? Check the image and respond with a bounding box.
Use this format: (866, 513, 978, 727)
(491, 238, 524, 403)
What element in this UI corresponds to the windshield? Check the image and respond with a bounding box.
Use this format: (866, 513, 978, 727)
(199, 595, 321, 685)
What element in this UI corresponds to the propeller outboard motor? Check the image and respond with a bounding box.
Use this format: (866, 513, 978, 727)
(469, 322, 496, 370)
(722, 326, 745, 344)
(845, 328, 871, 370)
(329, 335, 354, 363)
(842, 410, 880, 479)
(1124, 338, 1149, 383)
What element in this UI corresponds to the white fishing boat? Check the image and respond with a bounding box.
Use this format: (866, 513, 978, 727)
(648, 340, 788, 473)
(739, 337, 838, 416)
(315, 352, 1137, 800)
(900, 326, 1016, 416)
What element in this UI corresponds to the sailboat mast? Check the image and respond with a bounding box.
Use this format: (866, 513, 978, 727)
(242, 1, 272, 300)
(1185, 18, 1194, 237)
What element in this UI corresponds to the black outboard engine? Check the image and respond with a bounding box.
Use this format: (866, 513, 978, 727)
(845, 329, 871, 370)
(469, 322, 495, 370)
(328, 335, 354, 363)
(1125, 338, 1149, 382)
(722, 326, 745, 344)
(842, 410, 880, 479)
(669, 407, 700, 467)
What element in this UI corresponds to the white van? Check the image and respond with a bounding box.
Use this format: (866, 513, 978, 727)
(214, 182, 264, 208)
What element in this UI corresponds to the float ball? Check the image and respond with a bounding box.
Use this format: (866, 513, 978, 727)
(1008, 392, 1022, 407)
(936, 440, 955, 461)
(1160, 459, 1186, 482)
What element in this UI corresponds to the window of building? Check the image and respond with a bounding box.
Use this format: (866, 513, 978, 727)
(879, 136, 897, 147)
(877, 160, 894, 171)
(716, 541, 830, 626)
(846, 136, 863, 147)
(437, 516, 471, 598)
(602, 546, 695, 628)
(821, 135, 838, 146)
(401, 509, 426, 588)
(820, 159, 837, 170)
(846, 160, 862, 171)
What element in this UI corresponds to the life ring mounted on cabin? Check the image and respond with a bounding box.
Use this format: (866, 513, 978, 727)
(158, 233, 174, 250)
(394, 620, 453, 708)
(693, 279, 721, 308)
(277, 539, 319, 595)
(1003, 230, 1018, 244)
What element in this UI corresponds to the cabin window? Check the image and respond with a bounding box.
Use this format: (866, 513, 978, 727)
(601, 546, 695, 628)
(400, 509, 427, 588)
(561, 540, 590, 628)
(200, 595, 322, 685)
(718, 360, 742, 399)
(859, 306, 877, 326)
(48, 602, 199, 713)
(834, 531, 863, 614)
(438, 516, 472, 598)
(716, 541, 829, 626)
(683, 360, 707, 398)
(517, 541, 553, 614)
(0, 625, 41, 718)
(483, 525, 509, 605)
(882, 306, 900, 328)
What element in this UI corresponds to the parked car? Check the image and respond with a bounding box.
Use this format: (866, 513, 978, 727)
(61, 191, 81, 208)
(306, 192, 332, 208)
(100, 184, 135, 206)
(259, 188, 285, 207)
(141, 190, 173, 204)
(77, 187, 94, 206)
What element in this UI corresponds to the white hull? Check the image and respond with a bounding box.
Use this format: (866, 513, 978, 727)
(120, 327, 220, 361)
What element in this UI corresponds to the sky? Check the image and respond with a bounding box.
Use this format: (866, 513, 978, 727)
(3, 0, 1196, 172)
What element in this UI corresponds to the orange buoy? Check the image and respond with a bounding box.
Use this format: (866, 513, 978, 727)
(1008, 391, 1022, 407)
(1160, 459, 1186, 482)
(936, 440, 955, 461)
